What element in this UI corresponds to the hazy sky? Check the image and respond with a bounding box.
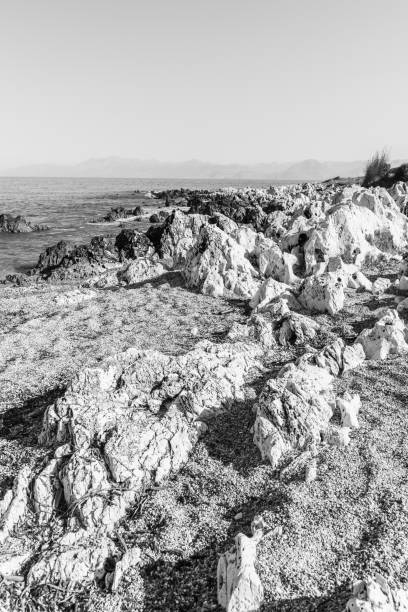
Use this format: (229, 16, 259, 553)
(1, 0, 407, 167)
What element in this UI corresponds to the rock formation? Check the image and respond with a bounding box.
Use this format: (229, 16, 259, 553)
(0, 213, 48, 233)
(217, 516, 265, 612)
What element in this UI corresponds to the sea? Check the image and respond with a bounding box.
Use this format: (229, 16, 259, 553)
(0, 177, 279, 276)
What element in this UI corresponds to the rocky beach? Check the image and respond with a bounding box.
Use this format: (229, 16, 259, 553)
(1, 178, 408, 610)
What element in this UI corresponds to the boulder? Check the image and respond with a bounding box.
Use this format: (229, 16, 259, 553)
(337, 392, 361, 428)
(372, 277, 391, 296)
(356, 309, 408, 360)
(298, 273, 345, 315)
(0, 213, 48, 233)
(253, 361, 334, 468)
(345, 574, 408, 612)
(184, 224, 260, 299)
(118, 258, 165, 285)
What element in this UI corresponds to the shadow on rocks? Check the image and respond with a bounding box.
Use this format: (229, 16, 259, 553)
(0, 385, 65, 446)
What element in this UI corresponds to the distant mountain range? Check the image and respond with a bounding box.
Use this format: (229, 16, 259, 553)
(1, 157, 406, 181)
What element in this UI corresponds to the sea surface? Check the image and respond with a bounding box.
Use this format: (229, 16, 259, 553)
(0, 177, 279, 276)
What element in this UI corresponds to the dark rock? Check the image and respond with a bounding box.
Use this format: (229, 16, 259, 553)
(149, 213, 161, 223)
(188, 192, 267, 231)
(115, 229, 155, 261)
(35, 235, 119, 279)
(0, 213, 48, 233)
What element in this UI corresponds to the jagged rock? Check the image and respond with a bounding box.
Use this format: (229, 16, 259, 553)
(253, 362, 334, 467)
(0, 213, 48, 233)
(345, 573, 408, 611)
(349, 270, 373, 291)
(115, 229, 155, 261)
(249, 278, 293, 311)
(0, 466, 30, 545)
(184, 224, 260, 299)
(91, 206, 142, 223)
(372, 277, 391, 296)
(39, 340, 262, 533)
(303, 190, 408, 275)
(28, 532, 113, 586)
(337, 392, 361, 428)
(217, 516, 265, 612)
(118, 258, 165, 285)
(298, 273, 345, 315)
(356, 309, 408, 360)
(33, 444, 71, 523)
(275, 312, 320, 346)
(36, 235, 119, 280)
(306, 338, 365, 376)
(158, 210, 208, 265)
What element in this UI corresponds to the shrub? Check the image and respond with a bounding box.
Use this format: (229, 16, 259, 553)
(362, 150, 391, 187)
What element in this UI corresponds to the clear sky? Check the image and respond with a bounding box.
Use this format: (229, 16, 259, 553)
(1, 0, 407, 167)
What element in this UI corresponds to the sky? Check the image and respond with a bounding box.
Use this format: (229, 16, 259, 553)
(1, 0, 407, 168)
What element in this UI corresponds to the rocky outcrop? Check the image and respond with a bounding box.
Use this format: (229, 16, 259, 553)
(303, 188, 408, 275)
(23, 340, 262, 585)
(345, 574, 408, 611)
(253, 360, 334, 468)
(91, 205, 144, 223)
(0, 213, 48, 233)
(217, 516, 265, 612)
(184, 224, 261, 299)
(356, 309, 408, 360)
(298, 273, 345, 315)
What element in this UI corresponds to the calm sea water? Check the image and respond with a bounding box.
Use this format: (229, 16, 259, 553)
(0, 177, 277, 276)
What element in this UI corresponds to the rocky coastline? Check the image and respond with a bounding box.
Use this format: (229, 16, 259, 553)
(1, 180, 408, 610)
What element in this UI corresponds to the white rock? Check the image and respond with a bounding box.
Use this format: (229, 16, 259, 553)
(184, 224, 260, 300)
(217, 516, 265, 612)
(372, 277, 391, 296)
(346, 573, 408, 612)
(356, 309, 408, 360)
(0, 466, 30, 545)
(337, 392, 361, 428)
(298, 273, 345, 315)
(249, 278, 292, 311)
(119, 258, 165, 285)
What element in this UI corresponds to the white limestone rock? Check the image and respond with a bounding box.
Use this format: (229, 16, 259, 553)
(217, 516, 265, 612)
(253, 362, 334, 467)
(337, 392, 361, 428)
(39, 340, 263, 532)
(0, 466, 30, 545)
(372, 277, 391, 296)
(345, 573, 408, 612)
(249, 278, 293, 311)
(298, 273, 345, 315)
(356, 309, 408, 360)
(303, 191, 408, 275)
(119, 258, 165, 285)
(184, 224, 260, 299)
(275, 312, 320, 346)
(159, 210, 208, 266)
